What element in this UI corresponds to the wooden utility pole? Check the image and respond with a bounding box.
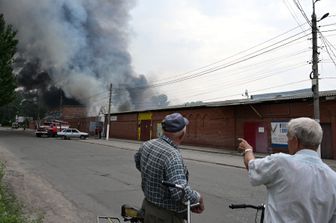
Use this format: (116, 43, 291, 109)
(106, 83, 112, 140)
(311, 0, 329, 157)
(59, 89, 63, 119)
(311, 1, 320, 122)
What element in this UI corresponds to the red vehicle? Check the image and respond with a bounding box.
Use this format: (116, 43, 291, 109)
(35, 120, 69, 137)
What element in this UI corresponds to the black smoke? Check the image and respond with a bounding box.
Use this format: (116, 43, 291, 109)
(1, 0, 169, 114)
(15, 59, 82, 108)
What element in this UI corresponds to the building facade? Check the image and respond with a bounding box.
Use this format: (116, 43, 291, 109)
(105, 90, 336, 160)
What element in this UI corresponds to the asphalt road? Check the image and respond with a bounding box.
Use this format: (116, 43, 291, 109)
(0, 128, 266, 223)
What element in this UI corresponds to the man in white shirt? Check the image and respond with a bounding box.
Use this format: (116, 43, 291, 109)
(238, 117, 336, 223)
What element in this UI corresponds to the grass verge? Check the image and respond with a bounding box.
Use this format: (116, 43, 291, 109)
(0, 162, 43, 223)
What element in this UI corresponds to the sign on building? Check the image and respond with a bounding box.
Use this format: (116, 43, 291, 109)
(157, 123, 163, 137)
(271, 122, 288, 147)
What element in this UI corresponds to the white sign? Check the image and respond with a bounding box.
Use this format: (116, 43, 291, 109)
(271, 122, 288, 147)
(110, 116, 117, 121)
(157, 123, 163, 137)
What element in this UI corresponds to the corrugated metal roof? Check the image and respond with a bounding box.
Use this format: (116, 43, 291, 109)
(109, 89, 336, 114)
(205, 89, 336, 107)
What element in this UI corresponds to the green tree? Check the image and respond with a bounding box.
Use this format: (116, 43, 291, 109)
(0, 14, 18, 106)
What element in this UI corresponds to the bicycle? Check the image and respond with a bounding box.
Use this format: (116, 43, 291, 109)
(97, 204, 144, 223)
(97, 181, 199, 223)
(161, 181, 201, 223)
(229, 203, 265, 223)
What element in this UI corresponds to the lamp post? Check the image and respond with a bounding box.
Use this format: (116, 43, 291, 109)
(106, 83, 112, 140)
(310, 0, 328, 156)
(311, 1, 319, 122)
(311, 0, 329, 122)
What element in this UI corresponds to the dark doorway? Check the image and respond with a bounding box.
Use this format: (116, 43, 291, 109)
(140, 120, 151, 141)
(244, 122, 257, 152)
(244, 122, 269, 153)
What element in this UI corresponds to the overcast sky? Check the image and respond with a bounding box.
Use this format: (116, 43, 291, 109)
(128, 0, 336, 105)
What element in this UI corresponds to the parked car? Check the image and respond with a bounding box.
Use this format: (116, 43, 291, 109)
(11, 122, 19, 129)
(35, 126, 49, 137)
(57, 128, 89, 140)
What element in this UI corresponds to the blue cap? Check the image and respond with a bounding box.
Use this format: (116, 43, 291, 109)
(162, 113, 189, 132)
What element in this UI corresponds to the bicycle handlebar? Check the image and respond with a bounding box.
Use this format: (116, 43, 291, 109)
(161, 181, 187, 206)
(229, 204, 265, 210)
(162, 181, 184, 189)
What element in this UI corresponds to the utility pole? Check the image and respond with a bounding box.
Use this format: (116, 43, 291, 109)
(310, 0, 329, 157)
(311, 0, 320, 122)
(59, 89, 63, 119)
(37, 89, 40, 121)
(106, 83, 112, 140)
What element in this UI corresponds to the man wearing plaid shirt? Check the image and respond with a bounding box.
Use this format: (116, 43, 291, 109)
(135, 113, 204, 223)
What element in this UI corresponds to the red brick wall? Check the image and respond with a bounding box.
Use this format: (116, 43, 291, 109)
(149, 108, 236, 148)
(234, 100, 336, 158)
(108, 113, 138, 140)
(65, 117, 96, 133)
(85, 98, 336, 159)
(62, 106, 87, 119)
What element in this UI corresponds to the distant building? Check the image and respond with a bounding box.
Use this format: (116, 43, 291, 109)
(61, 105, 87, 119)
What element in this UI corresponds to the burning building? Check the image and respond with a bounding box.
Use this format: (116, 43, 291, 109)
(0, 0, 169, 116)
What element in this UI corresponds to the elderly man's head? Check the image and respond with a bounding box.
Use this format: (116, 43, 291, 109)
(287, 117, 323, 154)
(161, 113, 189, 144)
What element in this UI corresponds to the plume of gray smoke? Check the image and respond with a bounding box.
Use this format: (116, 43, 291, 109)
(0, 0, 169, 114)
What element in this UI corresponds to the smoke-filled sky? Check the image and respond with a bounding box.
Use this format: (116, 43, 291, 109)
(1, 0, 336, 114)
(129, 0, 336, 103)
(0, 0, 168, 114)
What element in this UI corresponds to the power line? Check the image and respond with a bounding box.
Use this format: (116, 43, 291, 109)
(200, 79, 310, 102)
(110, 30, 310, 91)
(283, 0, 310, 34)
(293, 0, 311, 26)
(319, 33, 336, 68)
(133, 25, 310, 86)
(170, 62, 308, 102)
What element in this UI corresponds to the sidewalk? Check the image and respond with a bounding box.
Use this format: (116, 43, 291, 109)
(83, 137, 336, 171)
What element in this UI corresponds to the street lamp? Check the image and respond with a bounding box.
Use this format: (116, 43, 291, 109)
(310, 0, 328, 157)
(310, 0, 328, 123)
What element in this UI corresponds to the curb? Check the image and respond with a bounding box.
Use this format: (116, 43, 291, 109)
(82, 138, 336, 171)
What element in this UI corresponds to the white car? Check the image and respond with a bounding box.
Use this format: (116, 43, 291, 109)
(57, 128, 89, 140)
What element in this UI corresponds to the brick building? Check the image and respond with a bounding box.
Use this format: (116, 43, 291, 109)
(61, 105, 87, 119)
(105, 89, 336, 160)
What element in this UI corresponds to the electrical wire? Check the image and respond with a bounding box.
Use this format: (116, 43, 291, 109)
(319, 32, 336, 68)
(292, 0, 311, 26)
(110, 31, 310, 91)
(283, 0, 310, 34)
(200, 79, 310, 102)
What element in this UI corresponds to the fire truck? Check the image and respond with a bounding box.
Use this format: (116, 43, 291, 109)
(35, 120, 69, 137)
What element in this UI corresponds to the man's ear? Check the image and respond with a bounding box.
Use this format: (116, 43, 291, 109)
(293, 136, 300, 150)
(179, 130, 185, 141)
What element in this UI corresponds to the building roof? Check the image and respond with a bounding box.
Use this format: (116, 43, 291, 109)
(203, 89, 336, 107)
(109, 89, 336, 114)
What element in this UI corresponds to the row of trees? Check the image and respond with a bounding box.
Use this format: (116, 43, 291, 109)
(0, 14, 17, 107)
(0, 14, 19, 125)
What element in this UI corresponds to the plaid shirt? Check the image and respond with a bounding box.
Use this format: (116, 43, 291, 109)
(134, 135, 200, 212)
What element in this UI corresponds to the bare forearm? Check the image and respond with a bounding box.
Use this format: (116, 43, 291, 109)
(243, 150, 255, 170)
(238, 138, 256, 170)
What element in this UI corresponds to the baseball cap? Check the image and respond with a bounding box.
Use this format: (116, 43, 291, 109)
(161, 113, 189, 132)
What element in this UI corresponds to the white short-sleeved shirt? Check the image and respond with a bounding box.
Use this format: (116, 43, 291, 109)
(248, 149, 336, 223)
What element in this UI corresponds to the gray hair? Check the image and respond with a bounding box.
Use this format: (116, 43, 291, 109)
(164, 126, 186, 138)
(287, 117, 323, 149)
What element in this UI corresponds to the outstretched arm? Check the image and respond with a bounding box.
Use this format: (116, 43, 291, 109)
(237, 138, 255, 170)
